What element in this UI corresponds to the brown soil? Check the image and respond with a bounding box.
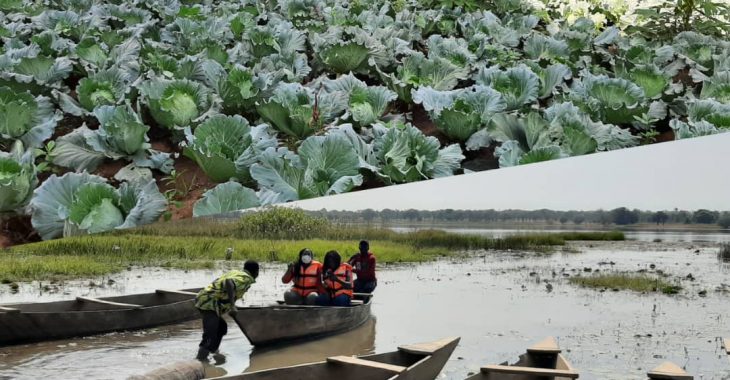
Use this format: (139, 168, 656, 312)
(0, 215, 40, 248)
(153, 155, 218, 221)
(654, 130, 675, 143)
(94, 160, 129, 183)
(411, 105, 450, 145)
(673, 68, 694, 87)
(462, 146, 499, 172)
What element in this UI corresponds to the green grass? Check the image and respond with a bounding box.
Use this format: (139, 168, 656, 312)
(569, 273, 681, 294)
(0, 255, 121, 283)
(1, 236, 445, 282)
(1, 208, 624, 282)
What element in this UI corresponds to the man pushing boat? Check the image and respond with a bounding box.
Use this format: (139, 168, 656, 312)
(194, 260, 259, 362)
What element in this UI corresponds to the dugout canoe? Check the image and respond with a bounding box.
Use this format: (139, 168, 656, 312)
(465, 337, 579, 379)
(212, 336, 460, 380)
(0, 288, 201, 346)
(233, 293, 373, 346)
(646, 362, 693, 380)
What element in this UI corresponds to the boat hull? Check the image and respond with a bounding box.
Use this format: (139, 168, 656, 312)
(233, 296, 372, 346)
(210, 337, 460, 380)
(0, 289, 200, 346)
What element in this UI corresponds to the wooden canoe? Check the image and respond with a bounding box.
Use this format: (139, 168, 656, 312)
(233, 293, 373, 346)
(210, 336, 460, 380)
(646, 362, 693, 380)
(0, 288, 201, 346)
(465, 337, 579, 379)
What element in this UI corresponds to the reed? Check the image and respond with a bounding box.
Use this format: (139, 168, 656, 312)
(569, 273, 680, 294)
(718, 243, 730, 262)
(3, 208, 624, 282)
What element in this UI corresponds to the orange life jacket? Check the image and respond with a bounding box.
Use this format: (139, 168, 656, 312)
(292, 261, 322, 296)
(324, 263, 353, 298)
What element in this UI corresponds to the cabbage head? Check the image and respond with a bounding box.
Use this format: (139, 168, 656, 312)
(0, 141, 36, 213)
(372, 121, 464, 183)
(183, 115, 277, 183)
(29, 172, 167, 240)
(139, 79, 213, 129)
(0, 86, 58, 148)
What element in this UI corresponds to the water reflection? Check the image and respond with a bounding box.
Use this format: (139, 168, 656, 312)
(244, 317, 376, 373)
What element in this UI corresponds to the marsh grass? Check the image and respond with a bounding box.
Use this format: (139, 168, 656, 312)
(2, 237, 444, 282)
(2, 209, 624, 282)
(569, 273, 680, 294)
(718, 243, 730, 262)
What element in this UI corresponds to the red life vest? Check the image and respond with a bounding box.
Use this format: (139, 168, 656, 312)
(324, 263, 353, 298)
(292, 261, 322, 296)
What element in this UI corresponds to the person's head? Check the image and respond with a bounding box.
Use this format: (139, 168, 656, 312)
(323, 250, 341, 270)
(243, 260, 259, 279)
(359, 240, 369, 254)
(299, 248, 314, 265)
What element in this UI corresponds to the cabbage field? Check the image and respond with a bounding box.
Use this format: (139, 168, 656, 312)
(1, 0, 729, 245)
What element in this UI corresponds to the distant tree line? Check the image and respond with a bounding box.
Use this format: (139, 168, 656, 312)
(307, 208, 730, 229)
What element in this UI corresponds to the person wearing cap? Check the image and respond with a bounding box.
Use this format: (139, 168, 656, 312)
(194, 260, 259, 362)
(282, 248, 323, 305)
(348, 240, 377, 293)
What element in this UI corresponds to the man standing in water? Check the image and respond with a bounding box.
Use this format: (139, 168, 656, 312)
(348, 240, 377, 293)
(194, 260, 259, 362)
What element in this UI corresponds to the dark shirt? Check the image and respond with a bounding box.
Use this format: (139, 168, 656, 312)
(348, 252, 376, 282)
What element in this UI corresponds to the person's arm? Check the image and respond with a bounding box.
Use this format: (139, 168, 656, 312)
(326, 270, 353, 289)
(320, 270, 330, 290)
(225, 279, 238, 315)
(350, 255, 362, 275)
(343, 270, 353, 290)
(282, 263, 295, 283)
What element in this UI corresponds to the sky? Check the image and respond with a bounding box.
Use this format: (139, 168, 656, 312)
(285, 133, 730, 212)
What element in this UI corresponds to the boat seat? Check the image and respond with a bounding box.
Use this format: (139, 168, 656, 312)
(76, 296, 143, 309)
(327, 356, 406, 374)
(481, 365, 579, 378)
(0, 306, 20, 313)
(647, 362, 693, 380)
(156, 289, 198, 296)
(350, 300, 364, 306)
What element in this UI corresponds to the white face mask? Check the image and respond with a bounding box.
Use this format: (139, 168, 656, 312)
(301, 255, 312, 265)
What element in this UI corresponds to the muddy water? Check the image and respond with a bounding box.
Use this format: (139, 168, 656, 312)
(1, 241, 729, 380)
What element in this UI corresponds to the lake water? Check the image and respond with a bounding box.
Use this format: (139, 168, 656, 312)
(0, 237, 728, 379)
(390, 227, 730, 243)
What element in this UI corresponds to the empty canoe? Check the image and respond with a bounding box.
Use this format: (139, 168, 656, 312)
(211, 336, 460, 380)
(0, 288, 201, 346)
(646, 362, 693, 380)
(233, 293, 372, 346)
(465, 337, 579, 379)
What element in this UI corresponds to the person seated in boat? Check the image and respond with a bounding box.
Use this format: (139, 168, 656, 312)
(348, 240, 377, 293)
(317, 250, 353, 307)
(281, 248, 322, 305)
(194, 260, 259, 362)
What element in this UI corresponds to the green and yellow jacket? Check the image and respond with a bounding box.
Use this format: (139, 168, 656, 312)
(195, 270, 255, 316)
